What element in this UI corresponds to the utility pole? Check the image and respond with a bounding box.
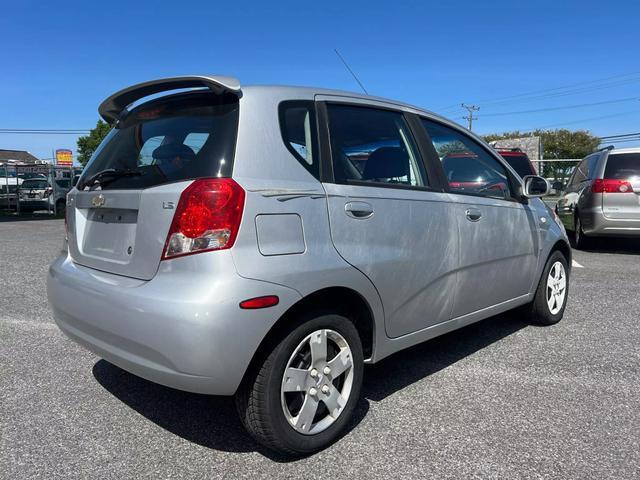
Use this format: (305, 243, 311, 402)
(461, 103, 480, 131)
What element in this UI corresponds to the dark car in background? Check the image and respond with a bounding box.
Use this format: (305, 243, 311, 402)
(495, 148, 537, 179)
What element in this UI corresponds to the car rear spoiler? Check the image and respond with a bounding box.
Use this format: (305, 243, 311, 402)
(98, 75, 241, 123)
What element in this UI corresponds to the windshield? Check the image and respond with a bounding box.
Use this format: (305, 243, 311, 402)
(80, 91, 239, 190)
(20, 180, 49, 189)
(604, 153, 640, 180)
(501, 154, 534, 178)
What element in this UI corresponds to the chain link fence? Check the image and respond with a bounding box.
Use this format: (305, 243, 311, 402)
(0, 164, 83, 216)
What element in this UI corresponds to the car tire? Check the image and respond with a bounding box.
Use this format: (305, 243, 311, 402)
(572, 214, 589, 249)
(524, 250, 569, 326)
(56, 200, 66, 216)
(235, 312, 364, 456)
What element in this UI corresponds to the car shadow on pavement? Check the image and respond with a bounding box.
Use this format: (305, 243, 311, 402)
(362, 310, 528, 402)
(92, 310, 528, 461)
(0, 213, 61, 222)
(92, 359, 369, 461)
(578, 237, 640, 255)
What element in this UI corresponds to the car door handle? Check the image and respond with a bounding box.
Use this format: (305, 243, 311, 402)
(345, 201, 374, 219)
(465, 208, 482, 222)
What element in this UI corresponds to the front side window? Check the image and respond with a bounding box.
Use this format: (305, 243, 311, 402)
(80, 91, 239, 190)
(421, 119, 511, 199)
(326, 104, 427, 187)
(279, 101, 318, 179)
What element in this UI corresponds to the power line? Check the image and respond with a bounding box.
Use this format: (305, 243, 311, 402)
(524, 111, 638, 131)
(334, 48, 368, 95)
(461, 103, 480, 130)
(599, 131, 640, 139)
(436, 71, 640, 111)
(474, 97, 638, 117)
(0, 129, 89, 134)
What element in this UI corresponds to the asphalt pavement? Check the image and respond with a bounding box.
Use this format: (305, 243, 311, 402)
(1, 217, 639, 479)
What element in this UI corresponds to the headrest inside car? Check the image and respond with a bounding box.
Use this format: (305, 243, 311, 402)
(152, 143, 196, 162)
(363, 147, 409, 180)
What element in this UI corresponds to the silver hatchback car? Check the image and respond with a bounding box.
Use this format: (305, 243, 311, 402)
(556, 146, 640, 248)
(48, 75, 571, 455)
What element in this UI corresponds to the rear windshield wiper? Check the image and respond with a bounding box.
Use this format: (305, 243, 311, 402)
(80, 168, 142, 189)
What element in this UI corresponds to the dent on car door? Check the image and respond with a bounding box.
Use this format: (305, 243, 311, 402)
(420, 118, 538, 317)
(320, 102, 458, 338)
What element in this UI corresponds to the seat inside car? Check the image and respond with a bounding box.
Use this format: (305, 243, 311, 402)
(362, 146, 409, 183)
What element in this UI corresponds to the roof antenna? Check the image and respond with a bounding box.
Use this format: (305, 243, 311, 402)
(334, 48, 368, 95)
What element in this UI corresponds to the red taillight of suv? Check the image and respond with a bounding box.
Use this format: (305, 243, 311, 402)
(591, 178, 633, 194)
(162, 178, 245, 260)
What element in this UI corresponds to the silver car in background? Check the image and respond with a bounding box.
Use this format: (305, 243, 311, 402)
(556, 147, 640, 248)
(47, 76, 571, 455)
(18, 177, 54, 212)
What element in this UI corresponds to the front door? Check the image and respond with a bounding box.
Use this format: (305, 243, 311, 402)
(321, 102, 458, 338)
(419, 117, 538, 318)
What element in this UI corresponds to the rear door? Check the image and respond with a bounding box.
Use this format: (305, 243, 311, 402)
(601, 152, 640, 220)
(419, 118, 538, 318)
(319, 99, 458, 338)
(68, 87, 239, 280)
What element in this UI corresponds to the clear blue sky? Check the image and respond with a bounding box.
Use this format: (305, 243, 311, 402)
(3, 0, 640, 161)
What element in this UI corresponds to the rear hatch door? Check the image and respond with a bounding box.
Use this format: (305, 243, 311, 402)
(67, 76, 240, 280)
(602, 153, 640, 220)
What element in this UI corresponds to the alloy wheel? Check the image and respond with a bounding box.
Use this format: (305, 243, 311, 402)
(281, 329, 354, 435)
(546, 261, 567, 315)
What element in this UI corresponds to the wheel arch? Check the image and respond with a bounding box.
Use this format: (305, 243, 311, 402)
(551, 239, 572, 266)
(240, 286, 376, 391)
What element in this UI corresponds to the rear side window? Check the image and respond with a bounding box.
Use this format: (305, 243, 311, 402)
(80, 91, 239, 190)
(326, 104, 427, 187)
(604, 153, 640, 179)
(279, 101, 319, 179)
(569, 158, 587, 185)
(421, 119, 511, 199)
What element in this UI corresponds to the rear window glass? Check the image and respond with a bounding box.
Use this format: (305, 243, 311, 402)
(501, 154, 534, 178)
(80, 91, 239, 190)
(604, 153, 640, 179)
(21, 180, 49, 189)
(279, 101, 319, 179)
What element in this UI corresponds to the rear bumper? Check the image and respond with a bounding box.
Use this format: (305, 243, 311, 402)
(583, 209, 640, 237)
(47, 252, 301, 395)
(19, 200, 51, 210)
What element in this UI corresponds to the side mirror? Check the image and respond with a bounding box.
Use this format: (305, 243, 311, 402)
(522, 175, 550, 198)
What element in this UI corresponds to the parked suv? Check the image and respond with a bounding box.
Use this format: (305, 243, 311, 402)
(556, 146, 640, 248)
(48, 76, 571, 455)
(495, 148, 537, 178)
(18, 178, 53, 212)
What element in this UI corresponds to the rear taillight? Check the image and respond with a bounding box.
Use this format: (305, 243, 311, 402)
(591, 178, 633, 193)
(162, 178, 245, 260)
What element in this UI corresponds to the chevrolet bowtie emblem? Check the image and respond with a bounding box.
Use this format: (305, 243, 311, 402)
(92, 194, 105, 208)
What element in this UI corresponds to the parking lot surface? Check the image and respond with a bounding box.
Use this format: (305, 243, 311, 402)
(1, 217, 639, 479)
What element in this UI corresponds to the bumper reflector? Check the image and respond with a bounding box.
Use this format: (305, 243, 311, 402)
(239, 296, 279, 309)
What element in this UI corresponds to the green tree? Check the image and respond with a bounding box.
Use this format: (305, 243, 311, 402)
(483, 129, 601, 181)
(77, 120, 113, 166)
